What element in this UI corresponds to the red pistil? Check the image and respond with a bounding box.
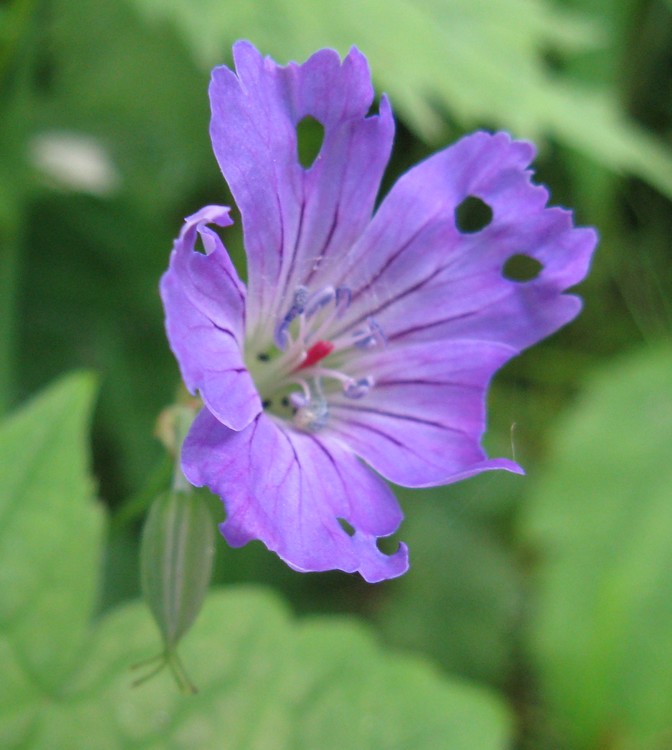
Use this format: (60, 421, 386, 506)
(296, 340, 335, 371)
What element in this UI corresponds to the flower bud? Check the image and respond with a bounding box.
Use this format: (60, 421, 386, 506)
(140, 489, 215, 649)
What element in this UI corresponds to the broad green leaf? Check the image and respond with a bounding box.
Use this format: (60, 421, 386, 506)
(131, 0, 672, 199)
(0, 372, 103, 694)
(521, 346, 672, 749)
(0, 377, 513, 749)
(23, 589, 511, 750)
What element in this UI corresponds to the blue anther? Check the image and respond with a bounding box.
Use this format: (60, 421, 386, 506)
(335, 287, 352, 317)
(344, 376, 373, 399)
(274, 286, 309, 349)
(353, 317, 386, 349)
(305, 286, 335, 318)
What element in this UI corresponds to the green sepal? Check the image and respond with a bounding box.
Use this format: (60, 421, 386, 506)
(140, 489, 215, 651)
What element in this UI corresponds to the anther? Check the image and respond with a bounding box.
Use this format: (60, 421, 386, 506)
(293, 398, 329, 431)
(305, 286, 335, 318)
(344, 376, 374, 399)
(289, 392, 307, 409)
(335, 287, 351, 316)
(353, 317, 386, 349)
(274, 286, 309, 349)
(292, 380, 329, 431)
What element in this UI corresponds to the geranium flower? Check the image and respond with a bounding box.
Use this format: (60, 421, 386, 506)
(160, 42, 596, 582)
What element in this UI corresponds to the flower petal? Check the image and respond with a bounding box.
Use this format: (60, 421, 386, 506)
(209, 41, 394, 339)
(331, 131, 597, 352)
(160, 206, 262, 431)
(329, 340, 523, 487)
(182, 408, 409, 583)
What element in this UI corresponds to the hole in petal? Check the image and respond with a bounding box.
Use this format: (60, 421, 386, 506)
(455, 196, 493, 233)
(296, 116, 325, 169)
(337, 517, 355, 537)
(376, 533, 402, 555)
(503, 254, 543, 282)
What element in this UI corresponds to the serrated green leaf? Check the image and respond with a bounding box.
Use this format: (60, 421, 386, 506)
(0, 372, 103, 692)
(131, 0, 672, 199)
(0, 378, 513, 749)
(25, 589, 511, 750)
(522, 346, 672, 749)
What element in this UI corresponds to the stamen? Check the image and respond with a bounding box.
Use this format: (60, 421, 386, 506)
(344, 376, 374, 399)
(352, 317, 387, 349)
(285, 377, 311, 403)
(274, 286, 309, 349)
(309, 368, 375, 399)
(305, 286, 335, 318)
(292, 379, 329, 431)
(335, 287, 351, 316)
(304, 285, 353, 346)
(258, 282, 376, 431)
(289, 391, 307, 409)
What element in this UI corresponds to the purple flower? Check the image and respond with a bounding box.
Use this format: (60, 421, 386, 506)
(160, 42, 596, 582)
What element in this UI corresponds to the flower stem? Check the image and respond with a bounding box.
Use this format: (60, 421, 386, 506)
(111, 454, 172, 531)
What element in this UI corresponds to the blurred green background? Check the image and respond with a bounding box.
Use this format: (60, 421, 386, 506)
(1, 0, 671, 748)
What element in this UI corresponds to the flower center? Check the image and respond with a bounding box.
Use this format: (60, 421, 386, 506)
(247, 284, 383, 432)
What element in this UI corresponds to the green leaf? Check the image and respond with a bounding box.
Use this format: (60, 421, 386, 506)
(0, 372, 103, 693)
(0, 377, 513, 749)
(521, 346, 672, 749)
(131, 0, 672, 199)
(29, 589, 510, 749)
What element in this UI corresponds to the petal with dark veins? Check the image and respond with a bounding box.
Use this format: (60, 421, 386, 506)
(182, 408, 409, 583)
(160, 206, 262, 431)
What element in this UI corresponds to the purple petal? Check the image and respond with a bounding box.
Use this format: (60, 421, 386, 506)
(209, 41, 394, 337)
(182, 408, 409, 583)
(329, 340, 524, 487)
(330, 131, 597, 351)
(160, 206, 262, 430)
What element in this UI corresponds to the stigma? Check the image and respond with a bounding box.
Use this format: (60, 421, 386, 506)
(256, 283, 385, 432)
(296, 340, 335, 370)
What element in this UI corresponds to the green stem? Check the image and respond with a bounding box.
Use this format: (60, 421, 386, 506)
(111, 454, 172, 531)
(112, 404, 197, 529)
(172, 405, 196, 493)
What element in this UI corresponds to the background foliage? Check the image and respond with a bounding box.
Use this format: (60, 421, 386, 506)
(1, 0, 671, 748)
